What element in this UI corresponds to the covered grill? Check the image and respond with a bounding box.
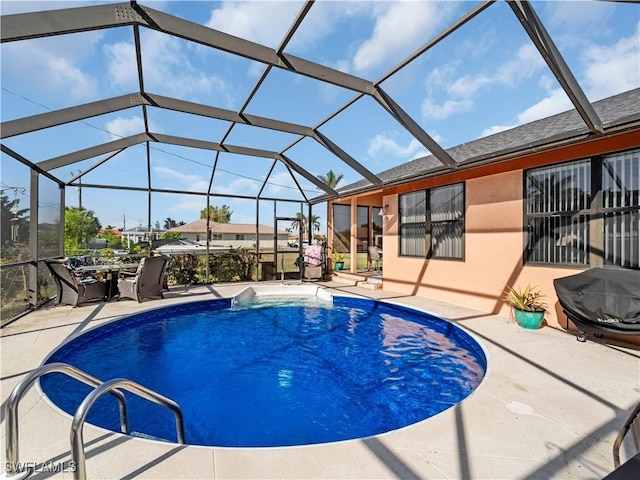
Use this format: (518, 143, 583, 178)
(553, 268, 640, 342)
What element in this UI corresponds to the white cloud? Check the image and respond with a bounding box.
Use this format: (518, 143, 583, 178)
(103, 41, 137, 90)
(516, 88, 572, 125)
(104, 115, 162, 141)
(481, 88, 571, 137)
(205, 1, 302, 48)
(446, 73, 493, 99)
(2, 34, 101, 102)
(212, 176, 261, 197)
(481, 21, 640, 137)
(480, 124, 516, 138)
(544, 0, 614, 33)
(104, 31, 233, 105)
(422, 42, 547, 122)
(264, 171, 298, 196)
(368, 134, 427, 160)
(447, 44, 545, 99)
(353, 1, 453, 73)
(495, 43, 547, 85)
(153, 166, 210, 193)
(164, 194, 207, 216)
(583, 25, 640, 100)
(105, 116, 146, 140)
(421, 97, 473, 121)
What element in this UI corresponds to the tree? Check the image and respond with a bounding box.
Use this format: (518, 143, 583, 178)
(200, 205, 232, 223)
(101, 229, 123, 249)
(163, 217, 179, 230)
(1, 193, 29, 248)
(160, 231, 181, 240)
(290, 212, 320, 235)
(64, 206, 100, 251)
(317, 170, 344, 189)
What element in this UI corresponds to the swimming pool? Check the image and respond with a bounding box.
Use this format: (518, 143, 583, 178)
(41, 288, 487, 447)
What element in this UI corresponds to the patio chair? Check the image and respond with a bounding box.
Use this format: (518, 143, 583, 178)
(368, 246, 382, 271)
(117, 256, 168, 302)
(302, 244, 324, 281)
(45, 259, 107, 307)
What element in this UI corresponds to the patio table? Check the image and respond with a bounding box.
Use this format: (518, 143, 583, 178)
(76, 263, 140, 300)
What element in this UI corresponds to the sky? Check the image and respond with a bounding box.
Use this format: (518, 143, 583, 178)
(1, 0, 639, 234)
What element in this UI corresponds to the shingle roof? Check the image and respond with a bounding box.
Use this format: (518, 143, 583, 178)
(328, 88, 640, 198)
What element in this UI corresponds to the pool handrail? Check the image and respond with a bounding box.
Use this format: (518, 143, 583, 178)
(613, 399, 640, 468)
(4, 362, 130, 477)
(71, 377, 186, 480)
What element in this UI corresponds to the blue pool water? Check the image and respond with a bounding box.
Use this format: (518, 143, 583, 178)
(41, 296, 486, 447)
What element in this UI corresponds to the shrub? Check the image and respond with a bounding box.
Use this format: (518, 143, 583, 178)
(169, 254, 200, 285)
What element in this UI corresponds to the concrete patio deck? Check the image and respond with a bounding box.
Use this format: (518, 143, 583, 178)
(1, 281, 639, 479)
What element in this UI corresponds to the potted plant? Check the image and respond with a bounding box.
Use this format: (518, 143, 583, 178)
(505, 284, 547, 329)
(333, 251, 345, 271)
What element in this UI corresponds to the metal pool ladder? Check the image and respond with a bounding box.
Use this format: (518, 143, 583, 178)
(4, 362, 186, 480)
(613, 400, 640, 468)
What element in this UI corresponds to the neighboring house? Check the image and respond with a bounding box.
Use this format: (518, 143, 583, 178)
(168, 219, 288, 249)
(121, 226, 163, 248)
(325, 88, 640, 343)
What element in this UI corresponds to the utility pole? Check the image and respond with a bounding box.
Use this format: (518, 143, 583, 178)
(122, 214, 129, 249)
(71, 170, 82, 208)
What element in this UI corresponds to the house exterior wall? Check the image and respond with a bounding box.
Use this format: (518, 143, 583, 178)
(179, 232, 288, 249)
(382, 170, 585, 328)
(330, 131, 639, 344)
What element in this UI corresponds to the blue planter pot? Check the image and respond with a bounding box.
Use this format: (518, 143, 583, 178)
(334, 262, 344, 271)
(514, 309, 545, 329)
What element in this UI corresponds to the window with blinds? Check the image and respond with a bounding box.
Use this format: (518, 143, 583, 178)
(399, 191, 427, 257)
(524, 149, 639, 268)
(431, 183, 464, 259)
(603, 150, 640, 268)
(525, 160, 591, 265)
(399, 183, 464, 259)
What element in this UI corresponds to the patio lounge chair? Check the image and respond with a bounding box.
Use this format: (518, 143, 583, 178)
(368, 246, 382, 271)
(45, 259, 107, 307)
(117, 256, 168, 302)
(302, 244, 324, 281)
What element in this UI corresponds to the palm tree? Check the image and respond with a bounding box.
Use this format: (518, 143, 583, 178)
(291, 212, 320, 236)
(317, 170, 344, 189)
(163, 217, 177, 230)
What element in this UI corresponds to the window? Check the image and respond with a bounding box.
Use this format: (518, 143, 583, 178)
(603, 150, 640, 268)
(431, 183, 465, 259)
(399, 183, 464, 259)
(399, 191, 427, 257)
(372, 206, 383, 248)
(332, 204, 351, 253)
(235, 234, 245, 241)
(357, 206, 369, 253)
(525, 149, 639, 268)
(525, 160, 591, 265)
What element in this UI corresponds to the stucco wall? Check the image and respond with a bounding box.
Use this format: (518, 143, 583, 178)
(382, 170, 609, 335)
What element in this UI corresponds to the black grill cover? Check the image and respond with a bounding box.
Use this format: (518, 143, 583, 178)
(554, 268, 640, 334)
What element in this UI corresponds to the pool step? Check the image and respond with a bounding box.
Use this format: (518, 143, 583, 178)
(329, 271, 382, 290)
